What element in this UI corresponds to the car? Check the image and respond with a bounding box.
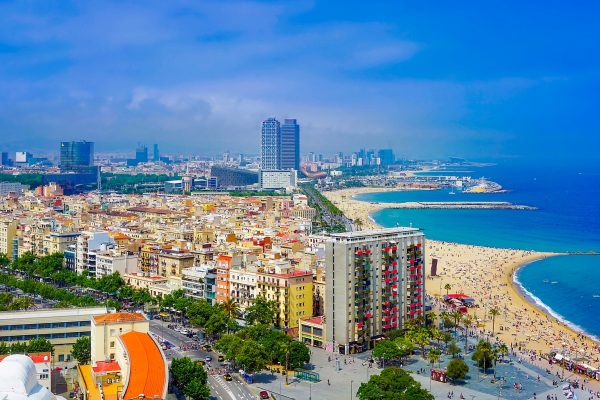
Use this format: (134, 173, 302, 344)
(196, 360, 206, 366)
(201, 345, 212, 351)
(204, 356, 212, 362)
(259, 391, 270, 399)
(223, 373, 232, 381)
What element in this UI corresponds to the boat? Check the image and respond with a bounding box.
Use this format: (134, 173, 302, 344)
(448, 190, 456, 195)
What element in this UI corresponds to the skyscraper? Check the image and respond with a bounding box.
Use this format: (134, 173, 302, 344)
(325, 227, 425, 353)
(261, 117, 281, 170)
(60, 141, 94, 172)
(136, 144, 148, 164)
(280, 119, 300, 170)
(153, 144, 159, 162)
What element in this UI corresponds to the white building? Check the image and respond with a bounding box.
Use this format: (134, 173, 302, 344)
(229, 267, 258, 309)
(325, 227, 425, 354)
(95, 250, 138, 278)
(76, 231, 115, 275)
(181, 265, 217, 304)
(0, 354, 66, 400)
(260, 169, 297, 190)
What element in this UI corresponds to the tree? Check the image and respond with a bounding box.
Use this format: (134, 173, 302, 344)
(444, 283, 451, 296)
(215, 334, 244, 362)
(446, 358, 469, 383)
(71, 336, 91, 364)
(357, 367, 434, 400)
(27, 337, 54, 354)
(394, 337, 414, 360)
(244, 296, 278, 326)
(236, 340, 268, 374)
(427, 348, 442, 368)
(373, 340, 402, 367)
(407, 327, 430, 360)
(462, 314, 474, 353)
(222, 298, 240, 319)
(488, 307, 500, 337)
(183, 379, 210, 400)
(288, 341, 310, 370)
(471, 340, 494, 373)
(450, 311, 463, 338)
(447, 340, 461, 358)
(0, 252, 9, 266)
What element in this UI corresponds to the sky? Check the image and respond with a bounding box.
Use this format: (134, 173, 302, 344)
(0, 1, 599, 160)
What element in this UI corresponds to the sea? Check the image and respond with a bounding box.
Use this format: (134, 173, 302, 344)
(354, 159, 600, 340)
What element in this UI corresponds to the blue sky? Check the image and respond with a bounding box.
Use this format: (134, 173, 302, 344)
(0, 1, 598, 160)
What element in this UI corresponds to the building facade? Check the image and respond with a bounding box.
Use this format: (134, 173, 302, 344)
(260, 169, 297, 190)
(0, 307, 109, 363)
(325, 227, 425, 354)
(60, 141, 94, 172)
(280, 118, 300, 170)
(261, 117, 281, 170)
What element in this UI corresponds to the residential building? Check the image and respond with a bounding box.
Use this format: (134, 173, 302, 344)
(260, 169, 297, 190)
(280, 118, 300, 170)
(256, 262, 313, 329)
(0, 219, 17, 258)
(181, 265, 217, 304)
(158, 251, 194, 278)
(0, 307, 109, 362)
(261, 117, 281, 170)
(95, 250, 138, 278)
(42, 232, 80, 256)
(60, 141, 94, 172)
(76, 232, 115, 275)
(324, 227, 425, 354)
(229, 266, 257, 309)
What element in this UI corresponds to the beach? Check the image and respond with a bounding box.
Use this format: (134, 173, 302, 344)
(324, 187, 600, 365)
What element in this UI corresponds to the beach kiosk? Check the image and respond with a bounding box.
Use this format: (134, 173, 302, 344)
(431, 368, 448, 383)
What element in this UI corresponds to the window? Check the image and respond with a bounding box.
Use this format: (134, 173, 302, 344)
(110, 329, 116, 336)
(110, 341, 115, 348)
(58, 355, 65, 362)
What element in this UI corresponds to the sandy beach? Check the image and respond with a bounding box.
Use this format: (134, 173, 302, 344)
(324, 187, 600, 366)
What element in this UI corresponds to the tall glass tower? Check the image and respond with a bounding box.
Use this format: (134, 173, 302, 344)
(261, 117, 281, 170)
(280, 119, 300, 170)
(60, 141, 94, 172)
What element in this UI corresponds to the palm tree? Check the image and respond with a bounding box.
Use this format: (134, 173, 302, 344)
(426, 311, 437, 327)
(462, 314, 474, 353)
(427, 348, 442, 368)
(223, 298, 240, 319)
(444, 283, 452, 296)
(488, 307, 500, 337)
(354, 218, 364, 230)
(450, 310, 463, 339)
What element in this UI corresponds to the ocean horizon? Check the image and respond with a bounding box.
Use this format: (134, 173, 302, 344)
(356, 160, 600, 340)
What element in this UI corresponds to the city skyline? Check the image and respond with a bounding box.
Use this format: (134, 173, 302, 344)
(1, 2, 598, 160)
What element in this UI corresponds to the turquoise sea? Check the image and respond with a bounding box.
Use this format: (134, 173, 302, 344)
(355, 160, 600, 339)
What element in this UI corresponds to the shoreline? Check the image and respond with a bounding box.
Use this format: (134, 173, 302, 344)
(324, 186, 600, 361)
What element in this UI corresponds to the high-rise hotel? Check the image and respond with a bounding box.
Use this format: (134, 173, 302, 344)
(325, 227, 425, 353)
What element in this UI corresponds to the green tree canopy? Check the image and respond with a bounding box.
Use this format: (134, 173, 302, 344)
(27, 338, 54, 354)
(244, 296, 278, 326)
(71, 336, 91, 364)
(446, 358, 469, 383)
(236, 340, 268, 374)
(357, 367, 434, 400)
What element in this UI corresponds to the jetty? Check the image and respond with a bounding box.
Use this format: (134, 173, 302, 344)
(370, 201, 537, 210)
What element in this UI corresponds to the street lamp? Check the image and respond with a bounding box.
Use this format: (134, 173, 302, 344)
(350, 380, 353, 399)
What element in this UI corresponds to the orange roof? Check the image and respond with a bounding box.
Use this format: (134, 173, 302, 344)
(93, 312, 147, 325)
(120, 332, 166, 400)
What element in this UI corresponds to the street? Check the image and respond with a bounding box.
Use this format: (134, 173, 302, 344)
(148, 320, 257, 400)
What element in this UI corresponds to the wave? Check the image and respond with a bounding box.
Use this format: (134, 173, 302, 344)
(513, 265, 600, 342)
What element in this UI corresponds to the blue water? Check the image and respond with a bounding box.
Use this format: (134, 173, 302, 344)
(356, 160, 600, 338)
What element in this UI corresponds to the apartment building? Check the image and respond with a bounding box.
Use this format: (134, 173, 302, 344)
(158, 251, 194, 278)
(229, 266, 258, 309)
(256, 261, 313, 329)
(0, 219, 17, 258)
(95, 249, 138, 278)
(42, 231, 80, 255)
(181, 265, 217, 304)
(76, 231, 115, 274)
(324, 227, 425, 354)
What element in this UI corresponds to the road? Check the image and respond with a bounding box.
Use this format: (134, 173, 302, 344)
(149, 320, 257, 400)
(301, 185, 354, 232)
